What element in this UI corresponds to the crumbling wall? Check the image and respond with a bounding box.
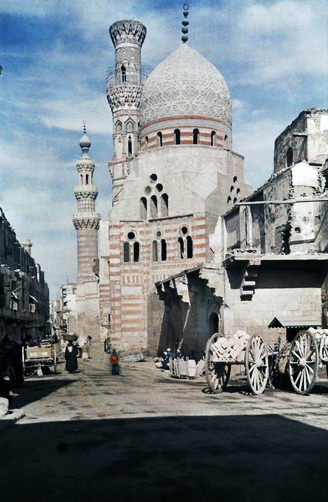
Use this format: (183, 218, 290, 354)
(263, 171, 291, 253)
(274, 112, 307, 173)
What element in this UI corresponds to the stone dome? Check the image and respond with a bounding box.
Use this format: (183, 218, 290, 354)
(140, 44, 232, 127)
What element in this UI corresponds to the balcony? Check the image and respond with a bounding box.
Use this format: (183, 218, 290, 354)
(106, 66, 150, 87)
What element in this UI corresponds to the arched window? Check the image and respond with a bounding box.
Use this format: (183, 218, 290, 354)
(211, 131, 216, 146)
(80, 175, 83, 184)
(186, 236, 193, 258)
(145, 136, 149, 148)
(152, 240, 158, 262)
(161, 239, 167, 261)
(140, 197, 147, 219)
(128, 136, 132, 155)
(133, 242, 140, 262)
(86, 174, 89, 185)
(174, 129, 181, 145)
(193, 129, 200, 145)
(178, 237, 184, 259)
(157, 132, 163, 147)
(123, 242, 130, 262)
(150, 195, 158, 218)
(121, 65, 126, 82)
(161, 193, 169, 217)
(287, 147, 293, 167)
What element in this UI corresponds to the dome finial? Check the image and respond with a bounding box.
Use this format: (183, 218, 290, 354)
(181, 3, 189, 43)
(79, 121, 91, 156)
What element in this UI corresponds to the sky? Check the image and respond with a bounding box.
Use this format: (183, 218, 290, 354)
(0, 0, 327, 298)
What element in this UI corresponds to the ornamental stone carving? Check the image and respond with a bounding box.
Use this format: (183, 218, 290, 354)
(140, 44, 232, 127)
(72, 214, 101, 230)
(107, 85, 143, 110)
(116, 47, 141, 66)
(109, 20, 147, 47)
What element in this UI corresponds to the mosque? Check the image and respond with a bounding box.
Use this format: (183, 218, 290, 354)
(68, 8, 328, 357)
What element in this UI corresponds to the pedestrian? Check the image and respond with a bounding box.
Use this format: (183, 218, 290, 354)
(65, 341, 78, 373)
(110, 349, 119, 375)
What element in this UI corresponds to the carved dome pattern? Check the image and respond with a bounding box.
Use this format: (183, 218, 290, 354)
(140, 44, 232, 127)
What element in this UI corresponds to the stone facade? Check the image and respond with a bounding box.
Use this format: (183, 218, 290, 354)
(72, 131, 101, 339)
(0, 207, 49, 376)
(100, 20, 251, 353)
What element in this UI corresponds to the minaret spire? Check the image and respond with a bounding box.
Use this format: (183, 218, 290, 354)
(181, 3, 189, 43)
(72, 130, 101, 283)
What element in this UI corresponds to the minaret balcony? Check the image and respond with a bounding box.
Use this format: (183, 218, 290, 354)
(106, 66, 149, 89)
(74, 185, 98, 196)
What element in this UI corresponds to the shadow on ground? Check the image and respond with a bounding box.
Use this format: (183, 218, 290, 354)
(12, 378, 77, 409)
(1, 414, 327, 501)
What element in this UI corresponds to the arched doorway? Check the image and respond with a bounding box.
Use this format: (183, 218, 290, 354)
(208, 312, 219, 335)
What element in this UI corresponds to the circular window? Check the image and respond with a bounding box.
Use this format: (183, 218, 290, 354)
(144, 186, 151, 194)
(156, 183, 163, 192)
(156, 231, 161, 237)
(230, 186, 234, 192)
(181, 226, 188, 235)
(236, 188, 240, 194)
(127, 231, 136, 240)
(227, 196, 231, 203)
(150, 174, 157, 183)
(233, 198, 237, 204)
(233, 176, 237, 183)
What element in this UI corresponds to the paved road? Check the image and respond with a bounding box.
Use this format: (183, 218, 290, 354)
(1, 344, 328, 501)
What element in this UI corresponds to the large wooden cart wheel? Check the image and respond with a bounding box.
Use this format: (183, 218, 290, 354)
(288, 330, 318, 395)
(246, 334, 269, 395)
(205, 333, 231, 393)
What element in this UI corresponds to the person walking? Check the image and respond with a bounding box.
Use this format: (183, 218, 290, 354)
(65, 341, 78, 374)
(110, 349, 119, 375)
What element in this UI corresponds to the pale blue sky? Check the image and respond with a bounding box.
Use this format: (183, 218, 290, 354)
(0, 0, 327, 297)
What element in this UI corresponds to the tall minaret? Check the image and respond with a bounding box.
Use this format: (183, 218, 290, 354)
(72, 127, 101, 283)
(106, 20, 147, 205)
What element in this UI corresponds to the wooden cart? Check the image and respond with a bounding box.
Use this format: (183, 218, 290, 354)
(23, 342, 57, 376)
(205, 329, 328, 395)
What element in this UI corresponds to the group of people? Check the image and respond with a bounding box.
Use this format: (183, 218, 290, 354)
(65, 338, 120, 375)
(155, 348, 184, 370)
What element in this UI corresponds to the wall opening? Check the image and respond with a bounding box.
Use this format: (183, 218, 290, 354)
(174, 129, 181, 145)
(211, 131, 216, 146)
(161, 239, 167, 261)
(86, 174, 89, 185)
(121, 65, 126, 82)
(287, 147, 293, 167)
(123, 242, 130, 262)
(140, 197, 147, 219)
(193, 129, 200, 145)
(150, 195, 158, 218)
(157, 132, 163, 147)
(128, 136, 132, 155)
(161, 193, 169, 217)
(186, 236, 193, 258)
(209, 312, 219, 335)
(178, 237, 184, 259)
(152, 240, 158, 262)
(133, 242, 140, 262)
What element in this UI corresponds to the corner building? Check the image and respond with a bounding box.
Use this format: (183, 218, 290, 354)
(102, 20, 251, 353)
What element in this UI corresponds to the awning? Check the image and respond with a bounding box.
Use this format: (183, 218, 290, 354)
(268, 316, 321, 328)
(29, 295, 39, 303)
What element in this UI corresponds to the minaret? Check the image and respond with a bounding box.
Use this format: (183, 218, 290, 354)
(72, 126, 101, 283)
(106, 20, 147, 205)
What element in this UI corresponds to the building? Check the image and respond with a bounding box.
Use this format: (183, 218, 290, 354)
(0, 207, 49, 369)
(156, 108, 328, 357)
(99, 16, 252, 353)
(72, 128, 101, 339)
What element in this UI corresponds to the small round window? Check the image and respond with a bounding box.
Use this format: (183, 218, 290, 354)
(144, 186, 151, 194)
(156, 183, 163, 192)
(150, 174, 157, 183)
(233, 176, 237, 183)
(156, 231, 161, 237)
(127, 231, 136, 240)
(230, 186, 234, 192)
(181, 226, 188, 235)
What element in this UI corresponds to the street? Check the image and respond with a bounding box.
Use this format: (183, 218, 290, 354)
(1, 345, 328, 501)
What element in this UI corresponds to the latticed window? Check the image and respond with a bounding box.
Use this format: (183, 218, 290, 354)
(123, 242, 130, 262)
